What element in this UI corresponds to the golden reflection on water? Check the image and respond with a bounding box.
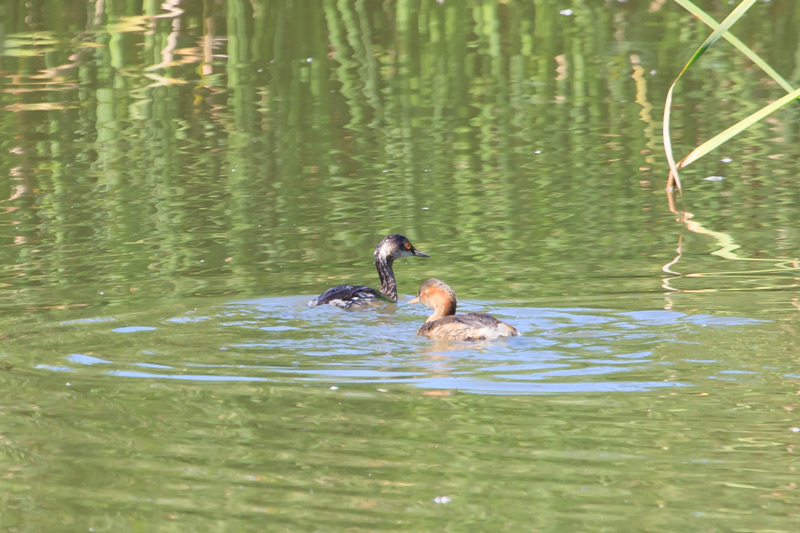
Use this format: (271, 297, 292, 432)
(662, 188, 800, 303)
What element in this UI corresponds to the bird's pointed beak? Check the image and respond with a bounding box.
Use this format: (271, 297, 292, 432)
(409, 296, 420, 304)
(412, 248, 429, 258)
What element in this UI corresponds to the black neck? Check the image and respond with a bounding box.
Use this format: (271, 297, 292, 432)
(375, 254, 397, 301)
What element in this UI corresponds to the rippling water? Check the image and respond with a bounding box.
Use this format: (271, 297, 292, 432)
(3, 0, 800, 530)
(4, 292, 799, 530)
(25, 293, 770, 394)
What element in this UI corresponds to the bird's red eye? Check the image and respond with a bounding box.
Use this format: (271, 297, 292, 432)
(405, 242, 411, 250)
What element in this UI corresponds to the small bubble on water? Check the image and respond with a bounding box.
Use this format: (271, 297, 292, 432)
(433, 496, 452, 504)
(720, 157, 733, 163)
(792, 427, 799, 433)
(534, 150, 542, 154)
(330, 386, 339, 390)
(560, 9, 573, 16)
(703, 175, 725, 181)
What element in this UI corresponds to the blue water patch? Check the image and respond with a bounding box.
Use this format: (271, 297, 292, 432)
(112, 326, 157, 333)
(36, 364, 72, 372)
(134, 362, 173, 369)
(615, 351, 653, 359)
(59, 317, 116, 326)
(107, 370, 269, 381)
(280, 368, 424, 378)
(619, 310, 686, 324)
(67, 353, 112, 365)
(166, 315, 211, 324)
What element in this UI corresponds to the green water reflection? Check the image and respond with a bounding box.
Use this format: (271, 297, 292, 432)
(2, 0, 800, 530)
(1, 0, 798, 307)
(3, 343, 800, 530)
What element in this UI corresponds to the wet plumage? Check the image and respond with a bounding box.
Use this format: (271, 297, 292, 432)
(410, 278, 519, 341)
(308, 234, 428, 309)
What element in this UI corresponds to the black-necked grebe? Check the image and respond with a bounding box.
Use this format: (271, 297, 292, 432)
(307, 234, 429, 309)
(410, 278, 520, 341)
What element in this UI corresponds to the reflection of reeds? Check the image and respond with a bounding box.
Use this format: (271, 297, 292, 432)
(662, 187, 800, 297)
(0, 1, 799, 306)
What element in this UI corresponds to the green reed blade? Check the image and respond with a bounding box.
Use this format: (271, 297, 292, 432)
(680, 88, 800, 168)
(663, 0, 757, 191)
(673, 0, 794, 94)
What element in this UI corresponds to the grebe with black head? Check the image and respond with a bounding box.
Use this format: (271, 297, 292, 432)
(308, 234, 428, 310)
(410, 278, 519, 341)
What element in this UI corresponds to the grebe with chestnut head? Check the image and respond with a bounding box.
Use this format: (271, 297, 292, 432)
(410, 278, 520, 341)
(307, 234, 429, 310)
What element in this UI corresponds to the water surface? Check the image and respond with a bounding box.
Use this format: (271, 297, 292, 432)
(2, 0, 800, 530)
